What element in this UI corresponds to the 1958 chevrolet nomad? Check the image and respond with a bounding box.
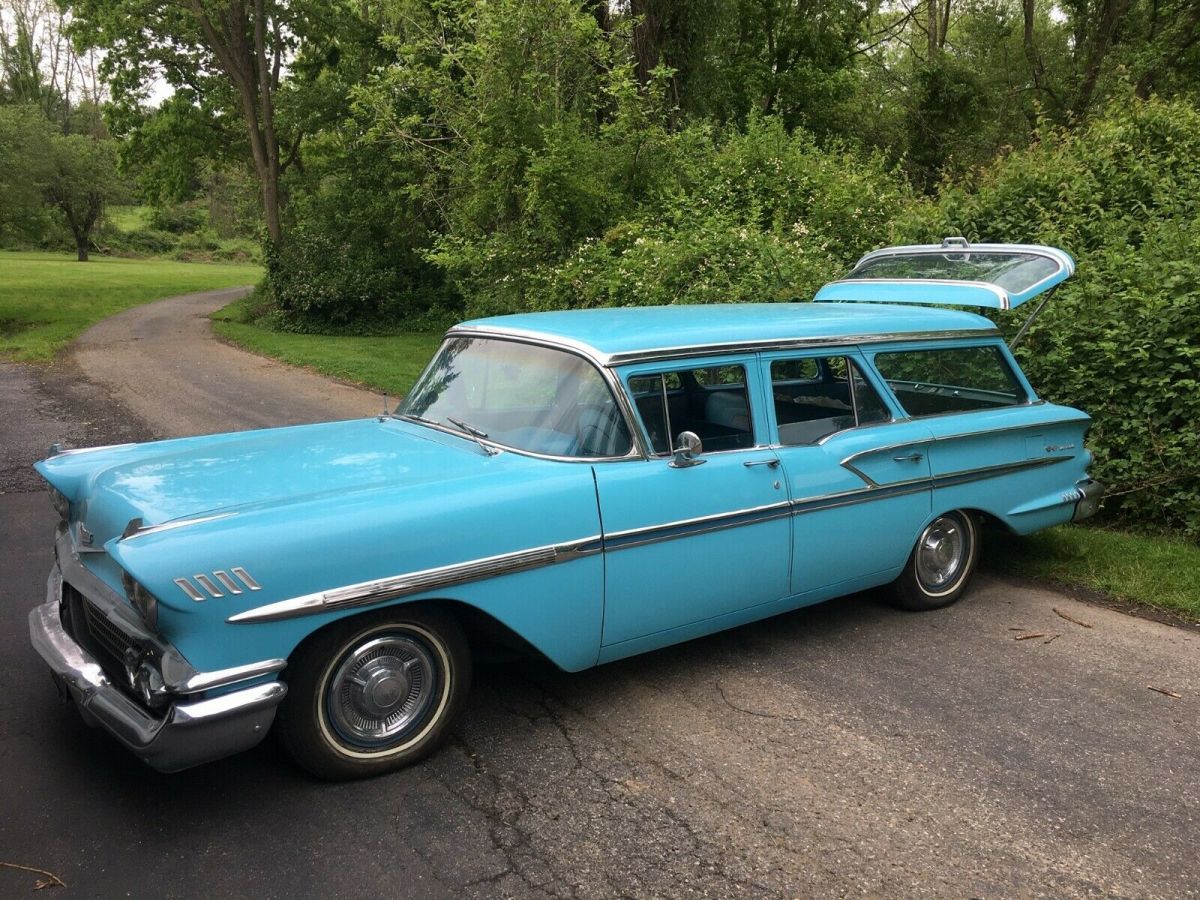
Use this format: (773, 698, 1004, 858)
(30, 239, 1102, 778)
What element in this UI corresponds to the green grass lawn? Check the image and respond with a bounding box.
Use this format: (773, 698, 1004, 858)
(986, 524, 1200, 621)
(211, 295, 442, 396)
(0, 250, 259, 361)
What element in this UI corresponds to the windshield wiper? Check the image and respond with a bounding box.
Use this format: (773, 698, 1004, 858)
(446, 417, 498, 456)
(398, 412, 436, 426)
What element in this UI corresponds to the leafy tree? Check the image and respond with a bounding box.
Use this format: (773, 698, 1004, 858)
(1, 1, 105, 134)
(0, 103, 53, 240)
(68, 0, 363, 242)
(43, 131, 123, 260)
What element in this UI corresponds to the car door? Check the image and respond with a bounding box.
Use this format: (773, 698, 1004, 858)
(762, 350, 933, 596)
(594, 358, 791, 651)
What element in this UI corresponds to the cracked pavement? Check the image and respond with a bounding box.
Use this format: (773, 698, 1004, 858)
(2, 290, 1198, 897)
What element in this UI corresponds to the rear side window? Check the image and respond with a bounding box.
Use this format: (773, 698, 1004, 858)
(873, 346, 1026, 417)
(771, 356, 889, 445)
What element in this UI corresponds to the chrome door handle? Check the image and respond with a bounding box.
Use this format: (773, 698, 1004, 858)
(893, 452, 924, 463)
(744, 458, 780, 468)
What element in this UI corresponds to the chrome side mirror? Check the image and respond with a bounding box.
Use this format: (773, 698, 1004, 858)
(670, 431, 705, 468)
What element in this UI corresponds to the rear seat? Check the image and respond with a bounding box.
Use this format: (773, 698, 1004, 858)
(706, 391, 750, 431)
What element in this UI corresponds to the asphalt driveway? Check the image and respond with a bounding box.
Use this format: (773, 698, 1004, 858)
(1, 291, 1197, 898)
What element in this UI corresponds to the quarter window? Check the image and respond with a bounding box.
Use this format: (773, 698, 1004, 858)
(629, 364, 754, 455)
(771, 356, 889, 445)
(873, 346, 1026, 417)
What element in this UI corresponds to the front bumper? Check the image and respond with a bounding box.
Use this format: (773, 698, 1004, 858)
(1072, 478, 1104, 522)
(29, 569, 286, 773)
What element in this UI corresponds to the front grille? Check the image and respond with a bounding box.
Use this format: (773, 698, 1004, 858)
(69, 583, 135, 665)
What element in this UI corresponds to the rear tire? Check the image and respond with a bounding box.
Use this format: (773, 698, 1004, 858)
(888, 511, 979, 611)
(278, 606, 471, 780)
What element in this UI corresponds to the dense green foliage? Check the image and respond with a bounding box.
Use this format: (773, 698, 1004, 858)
(0, 103, 54, 241)
(443, 118, 914, 315)
(6, 0, 1199, 540)
(904, 100, 1200, 537)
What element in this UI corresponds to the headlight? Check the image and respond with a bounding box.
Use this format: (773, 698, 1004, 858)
(121, 571, 159, 630)
(49, 487, 69, 522)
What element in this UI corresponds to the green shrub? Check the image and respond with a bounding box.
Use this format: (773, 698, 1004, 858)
(148, 202, 206, 234)
(434, 117, 914, 317)
(117, 228, 177, 255)
(265, 228, 451, 331)
(908, 99, 1200, 538)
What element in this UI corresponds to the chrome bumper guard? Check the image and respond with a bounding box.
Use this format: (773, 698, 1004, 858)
(1072, 478, 1104, 522)
(29, 568, 287, 773)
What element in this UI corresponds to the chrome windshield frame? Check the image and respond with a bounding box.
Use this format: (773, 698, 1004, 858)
(405, 329, 650, 462)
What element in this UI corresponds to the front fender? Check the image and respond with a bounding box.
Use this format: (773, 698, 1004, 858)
(109, 460, 606, 673)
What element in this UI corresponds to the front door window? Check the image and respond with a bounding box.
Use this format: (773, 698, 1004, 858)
(628, 364, 754, 455)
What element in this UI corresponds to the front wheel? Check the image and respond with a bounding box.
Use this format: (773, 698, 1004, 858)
(887, 511, 979, 611)
(277, 606, 471, 780)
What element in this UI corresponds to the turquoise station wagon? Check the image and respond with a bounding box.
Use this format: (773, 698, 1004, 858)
(30, 239, 1102, 778)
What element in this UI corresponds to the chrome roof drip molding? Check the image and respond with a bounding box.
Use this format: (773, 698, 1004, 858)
(448, 325, 610, 368)
(600, 329, 1003, 367)
(449, 325, 1003, 369)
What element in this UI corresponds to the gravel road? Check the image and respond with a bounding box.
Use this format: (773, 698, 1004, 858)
(70, 286, 380, 436)
(1, 289, 1197, 898)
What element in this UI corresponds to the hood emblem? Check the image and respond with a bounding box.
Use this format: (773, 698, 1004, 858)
(175, 568, 262, 602)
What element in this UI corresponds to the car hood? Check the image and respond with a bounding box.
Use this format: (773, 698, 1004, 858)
(38, 418, 506, 549)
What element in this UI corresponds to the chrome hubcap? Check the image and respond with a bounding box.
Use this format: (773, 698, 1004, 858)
(326, 634, 438, 748)
(916, 515, 967, 592)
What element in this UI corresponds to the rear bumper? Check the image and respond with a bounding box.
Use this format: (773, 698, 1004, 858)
(29, 568, 286, 773)
(1072, 478, 1104, 522)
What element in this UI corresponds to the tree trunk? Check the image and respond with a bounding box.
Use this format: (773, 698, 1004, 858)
(1072, 0, 1133, 118)
(261, 172, 282, 242)
(1023, 0, 1063, 109)
(630, 0, 664, 88)
(75, 238, 89, 262)
(189, 0, 285, 243)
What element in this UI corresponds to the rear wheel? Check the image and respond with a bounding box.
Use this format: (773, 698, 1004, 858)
(278, 606, 470, 780)
(888, 511, 979, 611)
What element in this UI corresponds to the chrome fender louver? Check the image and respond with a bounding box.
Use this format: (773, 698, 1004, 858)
(174, 567, 261, 602)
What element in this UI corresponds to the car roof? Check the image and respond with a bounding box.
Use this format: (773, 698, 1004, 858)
(456, 302, 999, 366)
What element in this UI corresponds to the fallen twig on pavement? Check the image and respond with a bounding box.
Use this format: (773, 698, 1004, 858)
(1053, 607, 1093, 629)
(1147, 686, 1182, 699)
(1043, 633, 1061, 644)
(0, 862, 66, 889)
(1014, 632, 1047, 640)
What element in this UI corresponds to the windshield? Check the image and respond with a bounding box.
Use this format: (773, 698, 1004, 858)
(400, 336, 633, 459)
